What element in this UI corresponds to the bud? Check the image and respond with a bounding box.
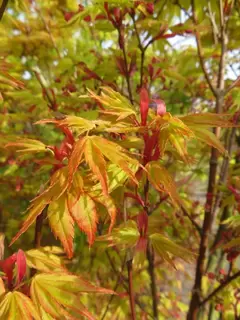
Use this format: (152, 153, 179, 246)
(149, 99, 166, 116)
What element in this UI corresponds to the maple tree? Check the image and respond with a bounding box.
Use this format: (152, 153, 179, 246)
(0, 0, 240, 319)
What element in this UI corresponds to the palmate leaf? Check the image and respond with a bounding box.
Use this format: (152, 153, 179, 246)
(48, 195, 74, 259)
(150, 234, 195, 268)
(180, 113, 234, 128)
(97, 221, 140, 249)
(10, 167, 69, 246)
(36, 116, 96, 135)
(146, 161, 182, 207)
(68, 194, 98, 246)
(84, 137, 108, 195)
(30, 273, 115, 320)
(25, 247, 65, 273)
(86, 86, 136, 120)
(153, 113, 194, 162)
(69, 135, 139, 189)
(191, 127, 226, 154)
(5, 139, 47, 154)
(0, 291, 40, 320)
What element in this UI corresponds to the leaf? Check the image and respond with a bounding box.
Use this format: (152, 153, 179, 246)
(140, 87, 149, 126)
(84, 137, 108, 195)
(16, 250, 27, 285)
(0, 291, 40, 320)
(92, 136, 139, 184)
(10, 197, 47, 246)
(180, 113, 234, 128)
(68, 194, 98, 246)
(5, 139, 47, 154)
(48, 195, 74, 259)
(86, 87, 136, 120)
(36, 116, 96, 135)
(146, 161, 182, 206)
(191, 127, 226, 154)
(221, 238, 240, 250)
(97, 221, 140, 248)
(68, 137, 87, 184)
(92, 194, 117, 232)
(150, 233, 195, 267)
(30, 273, 115, 320)
(0, 278, 5, 296)
(10, 167, 69, 246)
(25, 247, 65, 272)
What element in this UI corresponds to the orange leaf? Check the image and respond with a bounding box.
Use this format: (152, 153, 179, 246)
(84, 137, 108, 195)
(68, 137, 87, 184)
(69, 194, 98, 245)
(48, 195, 74, 258)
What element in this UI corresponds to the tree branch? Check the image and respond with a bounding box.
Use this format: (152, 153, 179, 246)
(0, 0, 8, 21)
(191, 0, 217, 97)
(200, 270, 240, 306)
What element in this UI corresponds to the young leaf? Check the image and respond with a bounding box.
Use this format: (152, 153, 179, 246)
(5, 139, 47, 154)
(92, 136, 139, 184)
(25, 247, 65, 272)
(84, 137, 108, 195)
(0, 291, 40, 320)
(16, 249, 27, 285)
(191, 127, 226, 154)
(68, 194, 98, 246)
(30, 273, 115, 320)
(68, 137, 87, 183)
(47, 195, 74, 259)
(150, 233, 195, 267)
(140, 87, 149, 126)
(36, 116, 96, 135)
(180, 113, 234, 128)
(146, 161, 182, 206)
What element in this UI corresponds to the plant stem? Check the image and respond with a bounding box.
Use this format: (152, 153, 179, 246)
(127, 259, 136, 320)
(187, 0, 228, 318)
(147, 244, 158, 319)
(200, 270, 240, 306)
(118, 28, 134, 104)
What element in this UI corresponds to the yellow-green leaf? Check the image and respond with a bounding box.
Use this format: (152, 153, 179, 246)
(146, 161, 182, 207)
(48, 195, 74, 259)
(69, 194, 98, 246)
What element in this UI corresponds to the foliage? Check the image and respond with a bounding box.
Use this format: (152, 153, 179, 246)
(0, 0, 240, 319)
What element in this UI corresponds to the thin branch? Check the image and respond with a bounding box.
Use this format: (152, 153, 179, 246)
(146, 243, 158, 319)
(0, 0, 8, 21)
(144, 179, 159, 319)
(191, 0, 217, 97)
(181, 206, 202, 236)
(131, 14, 145, 87)
(200, 270, 240, 306)
(117, 28, 134, 104)
(225, 76, 240, 94)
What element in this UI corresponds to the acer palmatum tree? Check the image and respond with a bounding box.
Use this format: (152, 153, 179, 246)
(0, 1, 240, 319)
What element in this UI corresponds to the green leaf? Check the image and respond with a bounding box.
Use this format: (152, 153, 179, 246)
(150, 233, 195, 267)
(26, 247, 65, 272)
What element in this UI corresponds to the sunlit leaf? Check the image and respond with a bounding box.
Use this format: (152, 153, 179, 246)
(48, 195, 74, 259)
(146, 161, 182, 206)
(0, 291, 40, 320)
(150, 233, 195, 267)
(68, 194, 98, 246)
